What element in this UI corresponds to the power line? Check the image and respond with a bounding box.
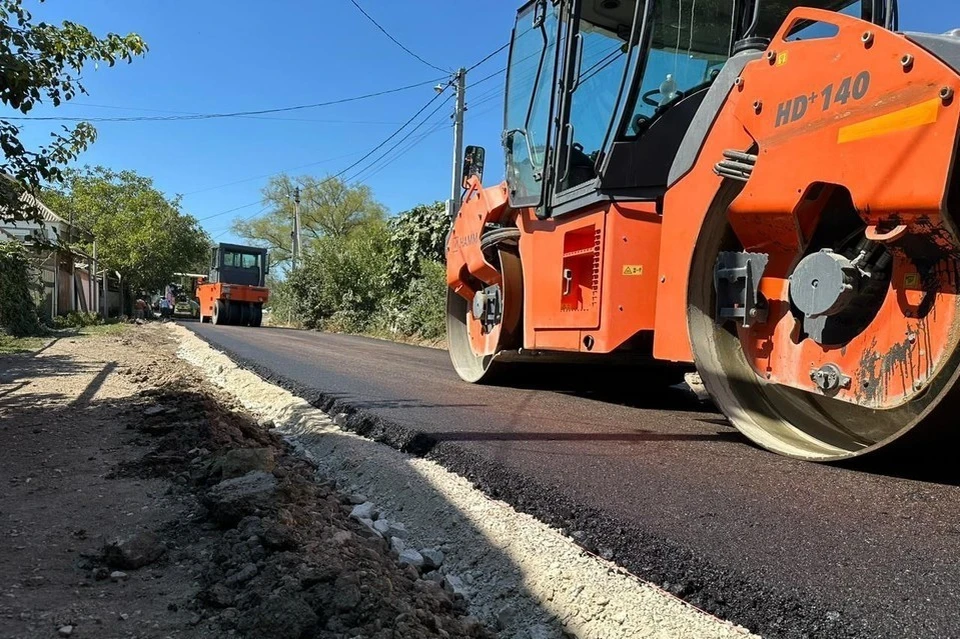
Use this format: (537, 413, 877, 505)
(345, 100, 452, 184)
(471, 67, 506, 88)
(4, 78, 446, 122)
(215, 84, 454, 228)
(182, 150, 365, 196)
(197, 201, 264, 222)
(58, 101, 407, 125)
(466, 42, 509, 72)
(347, 0, 449, 74)
(354, 120, 450, 183)
(210, 205, 269, 238)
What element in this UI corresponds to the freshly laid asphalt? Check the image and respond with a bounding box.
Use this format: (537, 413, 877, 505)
(185, 322, 960, 639)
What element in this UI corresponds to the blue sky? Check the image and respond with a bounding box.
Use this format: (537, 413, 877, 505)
(10, 0, 515, 242)
(6, 0, 958, 243)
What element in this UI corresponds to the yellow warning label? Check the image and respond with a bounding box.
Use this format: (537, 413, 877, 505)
(904, 273, 920, 287)
(622, 265, 643, 276)
(776, 51, 789, 67)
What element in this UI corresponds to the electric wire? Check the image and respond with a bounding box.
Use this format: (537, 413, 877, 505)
(347, 0, 449, 73)
(58, 101, 407, 125)
(350, 117, 450, 183)
(210, 205, 270, 238)
(342, 94, 453, 184)
(211, 84, 454, 227)
(3, 78, 447, 122)
(183, 150, 365, 196)
(466, 42, 510, 72)
(359, 126, 447, 182)
(197, 201, 264, 222)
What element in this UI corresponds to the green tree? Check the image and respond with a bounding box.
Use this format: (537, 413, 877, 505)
(286, 220, 390, 331)
(0, 242, 42, 336)
(231, 174, 385, 268)
(386, 200, 449, 289)
(0, 1, 146, 222)
(44, 166, 210, 293)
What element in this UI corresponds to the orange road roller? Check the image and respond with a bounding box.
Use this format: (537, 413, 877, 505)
(196, 243, 269, 327)
(445, 0, 960, 460)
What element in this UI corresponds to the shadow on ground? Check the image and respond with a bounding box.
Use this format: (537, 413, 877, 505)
(0, 337, 628, 639)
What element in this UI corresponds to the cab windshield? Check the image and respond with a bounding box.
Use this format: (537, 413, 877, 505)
(625, 0, 735, 136)
(222, 251, 261, 270)
(563, 0, 736, 190)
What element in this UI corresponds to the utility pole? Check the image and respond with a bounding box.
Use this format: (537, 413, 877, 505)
(291, 186, 302, 271)
(448, 67, 467, 218)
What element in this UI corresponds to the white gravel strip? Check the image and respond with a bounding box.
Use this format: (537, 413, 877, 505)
(173, 326, 757, 639)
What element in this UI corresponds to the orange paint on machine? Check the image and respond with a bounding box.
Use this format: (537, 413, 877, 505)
(443, 1, 960, 461)
(196, 243, 270, 327)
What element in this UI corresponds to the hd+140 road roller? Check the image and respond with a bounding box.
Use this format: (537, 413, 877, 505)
(445, 0, 960, 461)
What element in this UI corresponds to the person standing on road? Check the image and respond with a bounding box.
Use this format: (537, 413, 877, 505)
(134, 297, 147, 321)
(159, 296, 171, 320)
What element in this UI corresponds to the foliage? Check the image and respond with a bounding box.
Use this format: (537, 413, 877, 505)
(231, 174, 386, 269)
(0, 0, 146, 222)
(277, 197, 453, 341)
(377, 259, 447, 340)
(43, 166, 210, 293)
(386, 201, 449, 290)
(0, 241, 43, 336)
(52, 310, 102, 329)
(286, 221, 391, 332)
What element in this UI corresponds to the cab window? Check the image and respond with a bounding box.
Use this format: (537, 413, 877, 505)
(558, 15, 633, 192)
(504, 1, 560, 207)
(223, 251, 260, 269)
(625, 0, 734, 137)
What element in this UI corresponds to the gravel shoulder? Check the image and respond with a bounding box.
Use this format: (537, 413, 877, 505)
(173, 323, 755, 639)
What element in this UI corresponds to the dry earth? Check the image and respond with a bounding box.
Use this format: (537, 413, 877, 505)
(0, 325, 494, 639)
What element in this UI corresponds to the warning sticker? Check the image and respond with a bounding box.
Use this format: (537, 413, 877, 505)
(904, 273, 921, 288)
(622, 265, 643, 276)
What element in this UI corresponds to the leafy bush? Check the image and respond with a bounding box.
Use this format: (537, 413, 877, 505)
(0, 242, 43, 337)
(52, 311, 103, 329)
(377, 259, 446, 340)
(287, 222, 391, 331)
(386, 201, 449, 290)
(281, 200, 452, 342)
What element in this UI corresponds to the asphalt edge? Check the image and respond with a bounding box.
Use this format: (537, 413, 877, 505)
(181, 324, 869, 639)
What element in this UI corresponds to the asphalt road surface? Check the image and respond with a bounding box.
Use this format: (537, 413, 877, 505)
(185, 322, 960, 639)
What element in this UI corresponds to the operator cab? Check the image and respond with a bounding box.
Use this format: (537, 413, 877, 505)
(503, 0, 896, 217)
(208, 243, 269, 287)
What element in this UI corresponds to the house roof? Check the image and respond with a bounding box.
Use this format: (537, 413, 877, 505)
(4, 191, 94, 241)
(20, 191, 70, 226)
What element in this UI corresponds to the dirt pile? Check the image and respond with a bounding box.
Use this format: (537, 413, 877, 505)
(0, 326, 496, 639)
(115, 357, 496, 638)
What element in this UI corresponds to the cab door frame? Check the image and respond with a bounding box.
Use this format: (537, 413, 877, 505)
(503, 0, 565, 214)
(548, 0, 650, 219)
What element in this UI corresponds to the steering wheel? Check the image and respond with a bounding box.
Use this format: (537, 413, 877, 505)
(642, 87, 686, 108)
(642, 89, 661, 107)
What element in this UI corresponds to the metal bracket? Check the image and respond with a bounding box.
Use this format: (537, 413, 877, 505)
(714, 252, 769, 327)
(472, 285, 503, 334)
(810, 363, 852, 393)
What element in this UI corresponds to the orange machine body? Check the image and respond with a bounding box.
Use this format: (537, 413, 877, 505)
(196, 281, 269, 319)
(446, 8, 960, 411)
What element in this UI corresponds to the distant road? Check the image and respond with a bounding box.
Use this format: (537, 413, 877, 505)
(186, 322, 960, 639)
